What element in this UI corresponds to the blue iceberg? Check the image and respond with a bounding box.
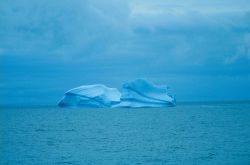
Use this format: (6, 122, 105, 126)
(58, 84, 121, 108)
(115, 79, 176, 108)
(58, 79, 176, 108)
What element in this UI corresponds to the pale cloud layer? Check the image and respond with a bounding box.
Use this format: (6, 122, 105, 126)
(1, 0, 250, 64)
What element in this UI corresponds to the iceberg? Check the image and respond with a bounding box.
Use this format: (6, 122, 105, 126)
(115, 79, 176, 108)
(58, 84, 121, 108)
(58, 79, 176, 108)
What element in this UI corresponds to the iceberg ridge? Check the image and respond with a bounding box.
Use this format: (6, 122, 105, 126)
(115, 79, 176, 108)
(58, 84, 121, 108)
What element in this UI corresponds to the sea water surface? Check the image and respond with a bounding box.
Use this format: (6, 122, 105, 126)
(1, 101, 250, 165)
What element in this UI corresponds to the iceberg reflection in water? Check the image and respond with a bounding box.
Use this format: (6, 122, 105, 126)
(58, 79, 176, 108)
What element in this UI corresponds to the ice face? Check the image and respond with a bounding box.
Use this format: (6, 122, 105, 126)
(58, 79, 176, 108)
(58, 84, 121, 108)
(115, 79, 176, 108)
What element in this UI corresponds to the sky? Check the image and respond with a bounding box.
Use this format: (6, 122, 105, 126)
(0, 0, 250, 106)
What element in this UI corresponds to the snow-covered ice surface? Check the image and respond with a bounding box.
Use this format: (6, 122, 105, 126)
(58, 84, 121, 108)
(58, 79, 175, 108)
(1, 101, 250, 164)
(116, 79, 175, 108)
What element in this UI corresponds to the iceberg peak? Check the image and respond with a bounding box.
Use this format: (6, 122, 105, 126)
(115, 79, 176, 108)
(58, 84, 121, 108)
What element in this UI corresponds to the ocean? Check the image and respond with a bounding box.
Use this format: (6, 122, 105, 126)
(1, 101, 250, 165)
